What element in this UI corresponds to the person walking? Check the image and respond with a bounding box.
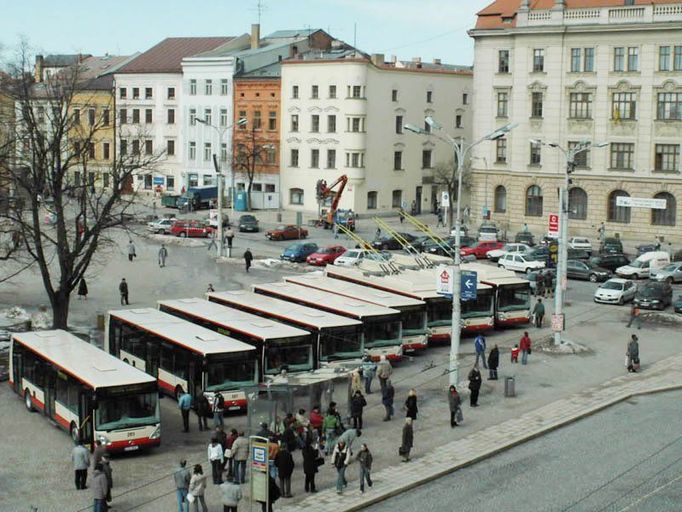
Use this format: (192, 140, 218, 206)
(322, 407, 341, 455)
(520, 332, 532, 365)
(213, 391, 225, 428)
(208, 438, 224, 485)
(382, 379, 395, 421)
(535, 275, 545, 299)
(468, 365, 482, 407)
(336, 427, 362, 452)
(119, 278, 129, 305)
(626, 304, 642, 330)
(350, 390, 367, 430)
(405, 388, 418, 421)
(207, 283, 215, 293)
(243, 248, 253, 272)
(448, 385, 462, 427)
(225, 227, 235, 250)
(332, 222, 339, 239)
(532, 298, 545, 328)
(274, 443, 295, 498)
(544, 270, 554, 298)
(231, 432, 249, 484)
(158, 244, 168, 267)
(173, 460, 191, 512)
(376, 355, 392, 391)
(487, 344, 500, 380)
(474, 334, 488, 369)
(92, 463, 108, 512)
(225, 428, 238, 479)
(436, 208, 444, 228)
(71, 439, 90, 490)
(127, 240, 136, 262)
(188, 464, 208, 512)
(220, 477, 242, 512)
(357, 443, 373, 492)
(302, 441, 320, 493)
(77, 278, 88, 300)
(400, 417, 414, 462)
(332, 441, 351, 494)
(350, 369, 363, 396)
(598, 221, 606, 243)
(101, 454, 113, 506)
(92, 439, 106, 466)
(178, 390, 192, 433)
(361, 355, 377, 394)
(511, 344, 520, 363)
(627, 334, 640, 373)
(195, 393, 210, 431)
(207, 230, 218, 252)
(375, 227, 382, 241)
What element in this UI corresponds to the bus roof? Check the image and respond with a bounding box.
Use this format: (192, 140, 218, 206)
(460, 262, 517, 281)
(12, 330, 156, 389)
(477, 276, 530, 286)
(108, 308, 256, 356)
(207, 290, 362, 330)
(284, 273, 425, 309)
(253, 282, 401, 320)
(157, 298, 310, 341)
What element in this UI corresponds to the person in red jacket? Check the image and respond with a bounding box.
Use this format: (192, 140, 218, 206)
(309, 405, 324, 436)
(519, 332, 532, 365)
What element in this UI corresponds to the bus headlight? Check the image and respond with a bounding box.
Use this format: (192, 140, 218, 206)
(98, 435, 111, 446)
(498, 312, 507, 320)
(150, 426, 161, 439)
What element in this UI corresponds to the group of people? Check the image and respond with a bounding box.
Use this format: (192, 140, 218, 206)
(71, 440, 113, 512)
(533, 270, 554, 300)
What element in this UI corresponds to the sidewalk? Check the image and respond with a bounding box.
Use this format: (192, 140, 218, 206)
(279, 353, 682, 512)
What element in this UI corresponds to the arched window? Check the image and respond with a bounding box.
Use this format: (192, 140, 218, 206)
(652, 192, 676, 226)
(568, 188, 588, 220)
(607, 190, 630, 223)
(289, 188, 304, 205)
(525, 185, 543, 217)
(494, 185, 507, 213)
(367, 191, 378, 210)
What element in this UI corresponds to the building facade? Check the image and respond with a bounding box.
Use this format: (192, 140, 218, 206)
(470, 0, 682, 242)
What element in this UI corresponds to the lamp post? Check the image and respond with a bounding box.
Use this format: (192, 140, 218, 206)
(196, 117, 247, 257)
(406, 119, 517, 385)
(530, 139, 607, 345)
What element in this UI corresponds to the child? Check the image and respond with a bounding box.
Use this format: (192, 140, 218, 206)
(511, 344, 520, 363)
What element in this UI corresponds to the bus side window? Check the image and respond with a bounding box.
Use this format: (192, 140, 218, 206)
(174, 349, 189, 380)
(160, 343, 173, 372)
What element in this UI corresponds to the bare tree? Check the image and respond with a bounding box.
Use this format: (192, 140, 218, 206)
(432, 158, 473, 230)
(0, 43, 162, 328)
(233, 126, 274, 211)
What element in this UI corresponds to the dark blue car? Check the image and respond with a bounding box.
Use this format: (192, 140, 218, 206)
(281, 242, 319, 263)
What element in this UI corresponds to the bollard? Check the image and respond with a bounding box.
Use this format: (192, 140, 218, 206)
(504, 376, 516, 397)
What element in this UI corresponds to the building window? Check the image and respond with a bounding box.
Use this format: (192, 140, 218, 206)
(239, 110, 247, 129)
(291, 114, 299, 132)
(326, 149, 336, 169)
(456, 115, 462, 128)
(132, 109, 140, 123)
(613, 47, 625, 72)
(203, 143, 212, 161)
(529, 141, 541, 165)
(188, 174, 199, 187)
(349, 85, 363, 98)
(292, 85, 299, 99)
(290, 188, 304, 205)
(367, 191, 378, 210)
(348, 117, 364, 132)
(236, 144, 246, 165)
(166, 108, 174, 124)
(120, 140, 127, 155)
(88, 108, 96, 126)
(290, 148, 299, 167)
(568, 141, 590, 168)
(144, 87, 152, 99)
(145, 108, 153, 123)
(654, 144, 680, 172)
(393, 151, 403, 170)
(568, 188, 588, 220)
(167, 139, 175, 156)
(426, 90, 433, 103)
(167, 87, 175, 99)
(102, 109, 110, 126)
(392, 89, 398, 102)
(424, 120, 431, 134)
(675, 46, 682, 70)
(189, 79, 197, 95)
(610, 143, 635, 170)
(219, 143, 227, 163)
(533, 48, 544, 72)
(188, 141, 196, 160)
(570, 48, 581, 72)
(494, 185, 507, 213)
(131, 140, 140, 155)
(265, 146, 276, 164)
(329, 85, 337, 99)
(132, 87, 139, 99)
(253, 111, 261, 129)
(310, 149, 320, 168)
(392, 190, 402, 208)
(612, 92, 636, 120)
(204, 79, 212, 95)
(497, 91, 508, 117)
(220, 109, 228, 127)
(569, 92, 592, 119)
(73, 108, 81, 123)
(103, 142, 110, 160)
(220, 79, 228, 95)
(627, 47, 639, 71)
(395, 115, 403, 134)
(531, 92, 543, 118)
(525, 185, 543, 217)
(268, 111, 277, 130)
(311, 114, 320, 132)
(327, 115, 336, 133)
(346, 152, 364, 168)
(657, 93, 682, 120)
(145, 139, 153, 155)
(652, 192, 676, 226)
(498, 50, 510, 73)
(119, 87, 127, 99)
(422, 150, 432, 169)
(119, 108, 127, 124)
(204, 108, 212, 126)
(584, 48, 595, 72)
(165, 175, 175, 190)
(463, 93, 468, 105)
(88, 143, 96, 159)
(201, 174, 212, 186)
(496, 138, 507, 163)
(189, 108, 197, 126)
(608, 190, 631, 223)
(660, 46, 671, 71)
(311, 85, 319, 99)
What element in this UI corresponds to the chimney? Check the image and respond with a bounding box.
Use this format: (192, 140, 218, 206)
(251, 24, 261, 49)
(371, 53, 385, 66)
(433, 58, 442, 65)
(35, 55, 44, 83)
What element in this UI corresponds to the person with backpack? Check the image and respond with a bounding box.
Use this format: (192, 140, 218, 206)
(332, 440, 351, 494)
(474, 334, 488, 369)
(213, 392, 225, 428)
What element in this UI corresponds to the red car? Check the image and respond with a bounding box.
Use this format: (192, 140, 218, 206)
(306, 245, 346, 266)
(170, 220, 214, 238)
(460, 240, 505, 259)
(265, 224, 309, 241)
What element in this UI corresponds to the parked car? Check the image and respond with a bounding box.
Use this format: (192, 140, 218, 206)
(634, 281, 673, 310)
(237, 214, 259, 232)
(281, 242, 319, 263)
(649, 262, 682, 284)
(334, 248, 389, 267)
(589, 253, 630, 273)
(147, 217, 175, 234)
(567, 248, 591, 261)
(539, 234, 559, 247)
(568, 237, 592, 253)
(593, 278, 637, 305)
(424, 236, 476, 256)
(674, 295, 682, 314)
(599, 237, 623, 254)
(635, 243, 659, 256)
(566, 260, 612, 282)
(498, 253, 546, 273)
(410, 235, 431, 252)
(266, 224, 308, 241)
(460, 240, 505, 259)
(306, 245, 346, 266)
(514, 231, 536, 246)
(371, 232, 417, 251)
(486, 243, 531, 262)
(477, 223, 499, 241)
(170, 220, 213, 238)
(526, 246, 550, 262)
(616, 251, 671, 279)
(525, 268, 556, 293)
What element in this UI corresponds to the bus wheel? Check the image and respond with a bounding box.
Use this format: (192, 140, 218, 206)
(70, 422, 80, 442)
(24, 389, 34, 412)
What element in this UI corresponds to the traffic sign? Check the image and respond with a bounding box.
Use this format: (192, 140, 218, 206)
(436, 267, 454, 295)
(441, 191, 450, 208)
(551, 314, 564, 332)
(461, 271, 477, 301)
(616, 196, 667, 209)
(548, 213, 559, 236)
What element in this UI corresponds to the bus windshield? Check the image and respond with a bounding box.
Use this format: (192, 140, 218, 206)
(497, 284, 531, 312)
(402, 307, 426, 335)
(265, 336, 314, 374)
(319, 326, 363, 361)
(364, 317, 401, 349)
(206, 355, 258, 391)
(96, 392, 159, 431)
(462, 290, 494, 318)
(427, 299, 451, 327)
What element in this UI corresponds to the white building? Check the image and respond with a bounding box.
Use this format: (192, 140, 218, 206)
(469, 0, 682, 242)
(279, 51, 473, 215)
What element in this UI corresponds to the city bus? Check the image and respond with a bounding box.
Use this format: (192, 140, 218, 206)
(157, 298, 316, 378)
(105, 308, 258, 411)
(253, 281, 404, 361)
(206, 289, 364, 363)
(9, 330, 160, 452)
(284, 273, 429, 352)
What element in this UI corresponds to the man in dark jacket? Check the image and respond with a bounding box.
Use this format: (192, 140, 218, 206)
(244, 248, 253, 272)
(350, 390, 367, 430)
(468, 365, 482, 407)
(195, 394, 210, 431)
(400, 418, 414, 462)
(487, 344, 500, 380)
(301, 441, 319, 493)
(381, 380, 395, 421)
(101, 454, 113, 505)
(274, 443, 295, 498)
(119, 278, 129, 305)
(533, 298, 545, 328)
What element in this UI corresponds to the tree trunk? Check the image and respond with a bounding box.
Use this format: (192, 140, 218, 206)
(50, 290, 71, 330)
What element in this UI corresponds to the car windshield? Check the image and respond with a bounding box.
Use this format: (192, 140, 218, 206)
(427, 298, 451, 327)
(345, 251, 360, 258)
(574, 238, 588, 243)
(318, 247, 335, 254)
(95, 392, 159, 431)
(241, 216, 255, 222)
(630, 260, 645, 268)
(275, 225, 286, 230)
(480, 226, 497, 233)
(601, 281, 624, 290)
(661, 264, 678, 272)
(639, 286, 663, 298)
(287, 244, 304, 251)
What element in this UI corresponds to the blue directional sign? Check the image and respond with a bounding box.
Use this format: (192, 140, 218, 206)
(461, 271, 477, 301)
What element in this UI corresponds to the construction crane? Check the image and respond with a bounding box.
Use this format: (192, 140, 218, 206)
(315, 175, 355, 230)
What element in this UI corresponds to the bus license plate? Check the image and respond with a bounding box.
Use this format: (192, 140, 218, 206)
(124, 445, 139, 452)
(228, 406, 241, 411)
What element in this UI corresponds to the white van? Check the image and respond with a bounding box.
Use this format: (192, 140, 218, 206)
(615, 251, 670, 279)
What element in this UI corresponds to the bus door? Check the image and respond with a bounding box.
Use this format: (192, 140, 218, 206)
(11, 347, 22, 393)
(147, 338, 159, 378)
(79, 390, 94, 446)
(189, 358, 202, 397)
(43, 368, 57, 420)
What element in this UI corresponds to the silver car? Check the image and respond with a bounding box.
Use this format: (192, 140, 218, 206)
(649, 262, 682, 284)
(593, 278, 637, 305)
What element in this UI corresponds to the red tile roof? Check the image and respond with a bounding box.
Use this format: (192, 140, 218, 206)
(117, 37, 234, 74)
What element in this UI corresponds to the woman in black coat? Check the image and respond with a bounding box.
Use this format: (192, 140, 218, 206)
(405, 389, 418, 420)
(301, 442, 319, 493)
(468, 365, 482, 407)
(350, 390, 367, 430)
(487, 344, 500, 380)
(77, 278, 88, 299)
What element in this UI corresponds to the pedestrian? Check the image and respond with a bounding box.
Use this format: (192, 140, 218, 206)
(257, 421, 274, 439)
(158, 244, 168, 267)
(92, 463, 108, 512)
(71, 439, 90, 490)
(225, 428, 238, 478)
(523, 222, 529, 233)
(598, 221, 606, 243)
(544, 270, 554, 298)
(178, 389, 192, 433)
(208, 438, 224, 485)
(332, 440, 351, 494)
(626, 303, 642, 330)
(214, 426, 228, 473)
(511, 344, 520, 363)
(77, 277, 88, 300)
(302, 440, 320, 493)
(332, 222, 339, 239)
(399, 207, 405, 224)
(309, 405, 323, 437)
(361, 355, 377, 394)
(225, 227, 235, 249)
(350, 369, 363, 396)
(188, 464, 208, 512)
(195, 393, 210, 431)
(357, 443, 373, 493)
(101, 454, 113, 506)
(350, 390, 367, 430)
(437, 208, 444, 228)
(487, 344, 500, 380)
(257, 476, 280, 512)
(468, 364, 482, 407)
(127, 240, 136, 262)
(213, 391, 225, 428)
(376, 355, 392, 391)
(382, 379, 395, 421)
(519, 331, 532, 365)
(532, 298, 545, 328)
(207, 230, 217, 252)
(405, 388, 418, 421)
(474, 333, 488, 369)
(274, 442, 295, 498)
(448, 385, 462, 427)
(92, 439, 106, 466)
(411, 200, 417, 215)
(119, 278, 129, 305)
(207, 283, 215, 293)
(220, 476, 242, 512)
(322, 406, 341, 455)
(400, 417, 414, 462)
(231, 432, 249, 484)
(174, 459, 191, 512)
(336, 427, 362, 452)
(627, 334, 640, 373)
(243, 248, 253, 272)
(535, 274, 545, 298)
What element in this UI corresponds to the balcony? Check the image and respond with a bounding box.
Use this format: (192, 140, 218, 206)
(517, 4, 682, 28)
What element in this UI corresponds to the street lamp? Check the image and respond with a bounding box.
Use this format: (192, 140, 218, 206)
(529, 139, 607, 345)
(196, 117, 247, 257)
(406, 118, 517, 385)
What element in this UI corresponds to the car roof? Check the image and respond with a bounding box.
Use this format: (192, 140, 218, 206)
(605, 277, 629, 283)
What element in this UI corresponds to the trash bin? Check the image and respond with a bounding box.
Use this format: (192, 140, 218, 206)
(504, 376, 516, 397)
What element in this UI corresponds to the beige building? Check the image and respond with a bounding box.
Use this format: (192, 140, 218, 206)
(469, 0, 682, 242)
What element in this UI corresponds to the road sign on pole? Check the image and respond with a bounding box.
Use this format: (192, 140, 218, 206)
(548, 213, 559, 236)
(250, 436, 269, 508)
(461, 271, 477, 301)
(441, 191, 450, 208)
(436, 267, 454, 295)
